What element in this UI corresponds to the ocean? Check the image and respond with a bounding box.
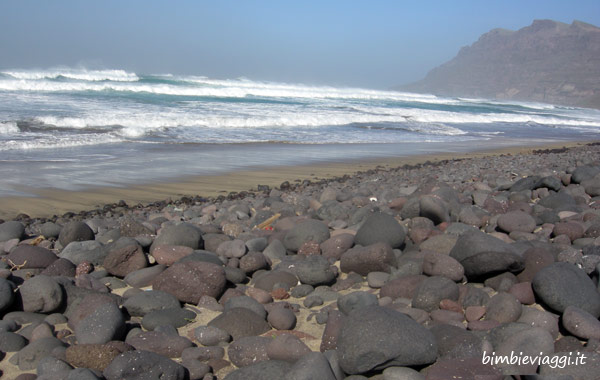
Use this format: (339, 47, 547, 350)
(1, 68, 599, 197)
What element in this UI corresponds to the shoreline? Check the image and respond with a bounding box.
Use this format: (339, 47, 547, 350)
(0, 139, 595, 220)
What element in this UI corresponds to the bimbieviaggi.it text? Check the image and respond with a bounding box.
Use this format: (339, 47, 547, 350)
(482, 351, 587, 369)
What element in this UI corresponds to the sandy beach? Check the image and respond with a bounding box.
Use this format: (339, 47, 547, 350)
(0, 140, 590, 220)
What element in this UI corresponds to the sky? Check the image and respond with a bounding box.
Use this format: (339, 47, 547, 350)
(1, 0, 599, 89)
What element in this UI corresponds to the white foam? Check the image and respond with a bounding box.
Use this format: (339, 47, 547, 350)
(1, 68, 139, 82)
(0, 133, 122, 151)
(0, 121, 18, 134)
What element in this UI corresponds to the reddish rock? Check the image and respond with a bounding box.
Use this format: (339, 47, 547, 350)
(320, 310, 345, 352)
(297, 240, 321, 256)
(4, 245, 58, 269)
(103, 244, 148, 277)
(65, 342, 133, 372)
(151, 245, 193, 266)
(320, 233, 354, 260)
(75, 261, 93, 276)
(509, 281, 535, 305)
(126, 330, 193, 358)
(152, 261, 226, 304)
(516, 247, 555, 283)
(340, 242, 397, 276)
(465, 306, 486, 322)
(271, 288, 290, 300)
(380, 275, 427, 300)
(439, 299, 463, 313)
(553, 221, 585, 242)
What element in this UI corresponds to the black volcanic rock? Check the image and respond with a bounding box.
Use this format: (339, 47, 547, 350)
(401, 20, 600, 108)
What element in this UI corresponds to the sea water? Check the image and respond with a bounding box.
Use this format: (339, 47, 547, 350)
(1, 68, 599, 196)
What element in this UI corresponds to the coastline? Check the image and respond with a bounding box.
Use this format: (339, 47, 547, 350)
(0, 139, 594, 220)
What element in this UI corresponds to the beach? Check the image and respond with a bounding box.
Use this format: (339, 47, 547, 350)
(2, 140, 600, 378)
(0, 139, 591, 220)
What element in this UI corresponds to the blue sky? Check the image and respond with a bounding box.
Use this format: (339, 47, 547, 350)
(1, 0, 599, 88)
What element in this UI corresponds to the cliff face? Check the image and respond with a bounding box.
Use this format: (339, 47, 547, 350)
(400, 20, 600, 108)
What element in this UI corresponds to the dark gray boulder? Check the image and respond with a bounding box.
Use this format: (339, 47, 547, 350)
(0, 220, 25, 242)
(223, 360, 292, 380)
(337, 306, 437, 374)
(449, 230, 524, 279)
(283, 219, 330, 252)
(150, 222, 203, 253)
(58, 221, 95, 247)
(532, 262, 600, 317)
(355, 212, 406, 248)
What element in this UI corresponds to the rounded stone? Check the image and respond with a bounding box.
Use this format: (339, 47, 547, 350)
(562, 305, 600, 340)
(337, 291, 379, 316)
(103, 243, 148, 277)
(354, 212, 406, 248)
(194, 325, 231, 346)
(422, 251, 464, 282)
(283, 219, 330, 252)
(337, 306, 437, 374)
(150, 222, 203, 254)
(485, 292, 522, 323)
(497, 211, 536, 233)
(0, 221, 25, 242)
(103, 350, 186, 380)
(58, 221, 95, 247)
(122, 290, 180, 317)
(412, 276, 459, 312)
(19, 275, 64, 313)
(532, 262, 600, 317)
(267, 307, 296, 330)
(4, 245, 58, 269)
(152, 261, 226, 304)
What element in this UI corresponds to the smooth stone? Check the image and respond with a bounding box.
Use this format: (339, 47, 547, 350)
(126, 330, 194, 358)
(449, 230, 524, 279)
(141, 307, 196, 331)
(194, 325, 231, 346)
(224, 296, 267, 319)
(208, 307, 271, 340)
(508, 281, 535, 305)
(150, 222, 203, 253)
(485, 292, 522, 323)
(152, 244, 194, 266)
(40, 258, 76, 277)
(152, 261, 226, 304)
(422, 251, 464, 282)
(562, 305, 600, 340)
(539, 352, 600, 380)
(383, 366, 425, 380)
(495, 327, 555, 375)
(227, 336, 271, 367)
(58, 221, 95, 247)
(0, 220, 25, 241)
(253, 270, 298, 292)
(59, 240, 106, 266)
(337, 291, 378, 315)
(517, 308, 560, 339)
(412, 276, 459, 312)
(283, 219, 330, 252)
(266, 333, 310, 362)
(354, 212, 406, 248)
(0, 331, 28, 352)
(267, 307, 296, 330)
(337, 306, 437, 374)
(532, 262, 600, 317)
(222, 359, 292, 380)
(287, 352, 337, 380)
(367, 271, 390, 288)
(340, 242, 398, 275)
(424, 357, 502, 380)
(9, 337, 65, 370)
(103, 243, 148, 277)
(320, 233, 354, 260)
(281, 255, 336, 286)
(74, 302, 126, 344)
(429, 324, 483, 359)
(239, 251, 268, 274)
(4, 245, 58, 269)
(103, 350, 187, 380)
(19, 275, 64, 313)
(497, 211, 537, 233)
(122, 290, 180, 317)
(0, 277, 15, 311)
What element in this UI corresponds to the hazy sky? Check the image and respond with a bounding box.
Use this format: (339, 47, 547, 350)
(1, 0, 599, 88)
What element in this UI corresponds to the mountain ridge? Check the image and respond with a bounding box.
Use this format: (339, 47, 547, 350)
(399, 19, 600, 109)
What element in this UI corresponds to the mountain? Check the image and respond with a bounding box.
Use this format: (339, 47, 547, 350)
(399, 20, 600, 109)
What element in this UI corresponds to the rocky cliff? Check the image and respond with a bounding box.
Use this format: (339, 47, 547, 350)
(400, 20, 600, 109)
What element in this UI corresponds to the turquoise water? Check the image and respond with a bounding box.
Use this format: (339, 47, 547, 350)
(0, 68, 599, 196)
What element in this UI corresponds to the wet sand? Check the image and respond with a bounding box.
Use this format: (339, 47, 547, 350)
(0, 140, 592, 220)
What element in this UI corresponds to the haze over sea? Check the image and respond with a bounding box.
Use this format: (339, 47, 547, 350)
(1, 67, 600, 197)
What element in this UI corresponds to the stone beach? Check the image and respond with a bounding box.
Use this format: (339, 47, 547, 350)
(1, 142, 600, 379)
